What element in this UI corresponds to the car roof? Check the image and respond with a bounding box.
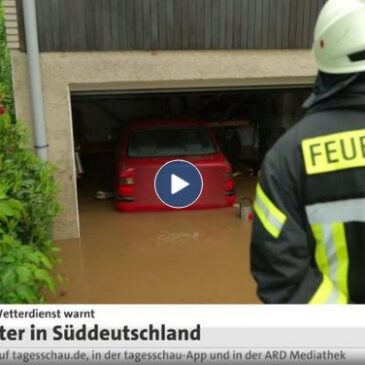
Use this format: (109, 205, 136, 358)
(128, 119, 208, 130)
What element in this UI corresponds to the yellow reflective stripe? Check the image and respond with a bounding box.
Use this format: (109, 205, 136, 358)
(301, 128, 365, 175)
(309, 275, 348, 304)
(337, 293, 348, 305)
(253, 184, 287, 238)
(253, 201, 280, 238)
(309, 275, 333, 304)
(332, 223, 349, 297)
(256, 184, 286, 225)
(311, 223, 349, 304)
(311, 224, 330, 277)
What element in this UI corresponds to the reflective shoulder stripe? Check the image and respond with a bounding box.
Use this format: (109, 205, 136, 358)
(254, 183, 287, 238)
(302, 128, 365, 175)
(309, 275, 348, 305)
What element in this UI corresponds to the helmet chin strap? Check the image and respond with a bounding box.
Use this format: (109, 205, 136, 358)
(303, 73, 360, 109)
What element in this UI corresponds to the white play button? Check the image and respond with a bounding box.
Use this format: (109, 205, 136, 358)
(154, 160, 203, 209)
(171, 174, 190, 195)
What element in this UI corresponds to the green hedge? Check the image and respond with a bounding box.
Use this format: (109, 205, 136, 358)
(0, 112, 60, 303)
(0, 0, 14, 116)
(0, 0, 61, 303)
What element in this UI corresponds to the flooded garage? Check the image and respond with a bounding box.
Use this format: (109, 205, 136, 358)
(49, 87, 310, 304)
(51, 172, 259, 304)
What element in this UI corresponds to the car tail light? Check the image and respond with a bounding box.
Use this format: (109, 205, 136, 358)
(120, 177, 134, 185)
(224, 165, 235, 193)
(118, 168, 135, 197)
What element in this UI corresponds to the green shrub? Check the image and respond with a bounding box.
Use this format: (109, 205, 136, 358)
(0, 112, 60, 303)
(0, 0, 60, 303)
(0, 0, 14, 116)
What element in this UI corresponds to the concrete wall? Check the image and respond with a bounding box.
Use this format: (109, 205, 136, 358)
(10, 49, 317, 240)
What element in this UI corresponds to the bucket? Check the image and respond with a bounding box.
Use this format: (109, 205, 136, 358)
(240, 197, 254, 221)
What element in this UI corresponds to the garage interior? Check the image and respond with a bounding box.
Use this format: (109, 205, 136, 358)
(51, 86, 311, 304)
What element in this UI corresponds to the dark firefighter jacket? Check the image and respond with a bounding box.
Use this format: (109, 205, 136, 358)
(251, 76, 365, 304)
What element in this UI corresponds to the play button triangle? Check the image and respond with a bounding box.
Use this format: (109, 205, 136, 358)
(171, 174, 190, 195)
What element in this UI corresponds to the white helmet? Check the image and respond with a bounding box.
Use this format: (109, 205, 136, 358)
(313, 0, 365, 74)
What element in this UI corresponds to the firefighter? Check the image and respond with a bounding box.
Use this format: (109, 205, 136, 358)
(250, 0, 365, 304)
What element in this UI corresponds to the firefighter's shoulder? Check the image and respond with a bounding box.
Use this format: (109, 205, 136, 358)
(261, 112, 324, 181)
(263, 119, 304, 172)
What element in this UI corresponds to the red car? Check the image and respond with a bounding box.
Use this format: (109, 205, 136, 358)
(114, 120, 235, 212)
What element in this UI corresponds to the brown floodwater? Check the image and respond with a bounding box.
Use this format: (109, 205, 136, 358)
(49, 171, 260, 304)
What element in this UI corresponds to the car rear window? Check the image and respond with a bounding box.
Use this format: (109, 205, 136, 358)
(128, 127, 216, 157)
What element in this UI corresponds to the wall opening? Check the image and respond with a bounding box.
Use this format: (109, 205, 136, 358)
(71, 86, 310, 216)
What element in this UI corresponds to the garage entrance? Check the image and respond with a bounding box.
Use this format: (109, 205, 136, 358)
(71, 86, 310, 203)
(50, 86, 311, 304)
